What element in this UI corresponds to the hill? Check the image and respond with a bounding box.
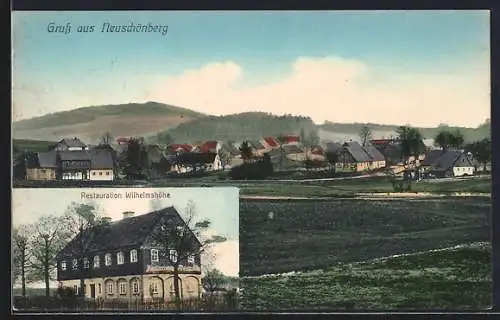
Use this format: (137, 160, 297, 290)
(13, 102, 206, 144)
(152, 112, 318, 144)
(318, 120, 490, 144)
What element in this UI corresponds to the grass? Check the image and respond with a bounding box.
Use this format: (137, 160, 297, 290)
(13, 287, 57, 297)
(13, 139, 57, 157)
(240, 242, 492, 310)
(240, 197, 491, 276)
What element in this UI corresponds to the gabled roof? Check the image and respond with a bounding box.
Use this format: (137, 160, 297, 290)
(169, 144, 193, 153)
(248, 140, 266, 150)
(280, 135, 300, 144)
(89, 150, 114, 169)
(422, 150, 470, 171)
(324, 142, 343, 154)
(58, 151, 92, 161)
(342, 141, 372, 162)
(363, 144, 386, 161)
(58, 138, 86, 148)
(58, 206, 197, 256)
(200, 141, 218, 153)
(282, 144, 303, 154)
(37, 151, 58, 168)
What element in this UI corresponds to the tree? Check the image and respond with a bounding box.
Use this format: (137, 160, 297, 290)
(150, 201, 226, 309)
(464, 138, 491, 172)
(217, 148, 231, 170)
(434, 130, 464, 150)
(157, 131, 174, 146)
(30, 215, 68, 297)
(202, 268, 227, 295)
(299, 128, 306, 145)
(123, 137, 149, 179)
(395, 126, 425, 164)
(59, 203, 107, 297)
(13, 224, 34, 298)
(324, 150, 338, 176)
(359, 126, 372, 147)
(239, 141, 253, 163)
(100, 132, 113, 145)
(275, 135, 287, 171)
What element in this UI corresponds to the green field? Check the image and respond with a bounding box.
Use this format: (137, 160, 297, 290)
(13, 139, 57, 157)
(240, 197, 491, 276)
(240, 243, 492, 310)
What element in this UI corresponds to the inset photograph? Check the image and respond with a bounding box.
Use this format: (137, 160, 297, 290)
(12, 187, 239, 312)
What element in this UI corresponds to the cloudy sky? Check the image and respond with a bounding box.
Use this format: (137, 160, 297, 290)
(12, 11, 490, 127)
(12, 187, 239, 278)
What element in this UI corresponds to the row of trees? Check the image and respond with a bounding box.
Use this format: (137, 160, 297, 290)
(12, 200, 226, 310)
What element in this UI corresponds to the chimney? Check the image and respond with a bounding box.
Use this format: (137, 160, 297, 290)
(122, 211, 135, 219)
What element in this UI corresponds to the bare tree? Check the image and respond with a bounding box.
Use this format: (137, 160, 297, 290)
(12, 224, 34, 297)
(217, 148, 231, 171)
(30, 215, 68, 297)
(150, 200, 226, 309)
(59, 202, 107, 297)
(100, 132, 113, 145)
(359, 126, 372, 147)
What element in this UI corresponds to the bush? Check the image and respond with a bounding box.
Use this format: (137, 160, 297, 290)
(229, 156, 274, 180)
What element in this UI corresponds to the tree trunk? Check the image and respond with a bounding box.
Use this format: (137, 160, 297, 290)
(173, 266, 181, 310)
(80, 278, 85, 298)
(21, 255, 26, 298)
(44, 263, 50, 297)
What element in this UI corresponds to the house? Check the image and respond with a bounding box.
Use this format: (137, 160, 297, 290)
(53, 138, 88, 151)
(89, 150, 115, 181)
(57, 151, 92, 180)
(370, 139, 426, 165)
(199, 141, 218, 154)
(362, 144, 386, 169)
(116, 137, 130, 145)
(56, 207, 202, 301)
(336, 141, 373, 172)
(248, 140, 268, 156)
(420, 150, 476, 178)
(168, 144, 193, 153)
(24, 151, 58, 180)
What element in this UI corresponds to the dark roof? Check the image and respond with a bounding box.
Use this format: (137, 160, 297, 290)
(90, 150, 114, 169)
(363, 144, 386, 161)
(37, 151, 58, 168)
(343, 141, 372, 162)
(58, 151, 92, 161)
(422, 150, 468, 171)
(248, 140, 266, 150)
(58, 206, 195, 256)
(324, 142, 342, 154)
(24, 152, 41, 168)
(58, 138, 86, 148)
(282, 144, 303, 154)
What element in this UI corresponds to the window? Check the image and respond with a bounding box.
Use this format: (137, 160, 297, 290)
(98, 283, 102, 294)
(151, 249, 159, 262)
(130, 250, 138, 263)
(83, 258, 89, 269)
(61, 261, 67, 271)
(151, 282, 159, 294)
(105, 253, 112, 266)
(107, 283, 113, 295)
(72, 259, 78, 271)
(93, 256, 100, 268)
(73, 285, 78, 294)
(92, 172, 96, 176)
(119, 282, 127, 295)
(187, 255, 195, 266)
(117, 252, 124, 265)
(169, 249, 178, 263)
(84, 285, 86, 295)
(132, 281, 139, 294)
(99, 172, 103, 176)
(106, 171, 110, 175)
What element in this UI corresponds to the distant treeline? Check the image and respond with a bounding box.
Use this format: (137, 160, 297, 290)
(153, 112, 318, 144)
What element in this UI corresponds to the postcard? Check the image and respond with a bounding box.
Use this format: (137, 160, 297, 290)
(12, 187, 239, 312)
(11, 10, 492, 312)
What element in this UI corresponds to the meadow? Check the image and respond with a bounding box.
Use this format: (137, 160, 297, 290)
(240, 242, 492, 310)
(239, 197, 491, 276)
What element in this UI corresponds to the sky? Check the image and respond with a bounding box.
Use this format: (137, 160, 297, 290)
(12, 187, 239, 280)
(12, 10, 490, 127)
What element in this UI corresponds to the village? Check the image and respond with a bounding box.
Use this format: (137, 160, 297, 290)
(12, 126, 491, 184)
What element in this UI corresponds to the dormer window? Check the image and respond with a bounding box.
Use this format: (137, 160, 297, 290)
(151, 249, 159, 263)
(169, 249, 178, 263)
(72, 259, 78, 270)
(117, 252, 124, 265)
(187, 255, 195, 266)
(105, 253, 112, 266)
(130, 250, 138, 263)
(61, 261, 67, 271)
(83, 258, 89, 269)
(93, 256, 100, 268)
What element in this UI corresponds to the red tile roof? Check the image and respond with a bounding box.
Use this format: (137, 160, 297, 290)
(263, 137, 279, 148)
(200, 141, 218, 153)
(281, 135, 300, 144)
(369, 139, 393, 145)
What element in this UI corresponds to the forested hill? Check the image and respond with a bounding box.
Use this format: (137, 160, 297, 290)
(152, 112, 317, 144)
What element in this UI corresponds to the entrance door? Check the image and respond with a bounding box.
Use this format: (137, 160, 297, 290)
(90, 284, 96, 299)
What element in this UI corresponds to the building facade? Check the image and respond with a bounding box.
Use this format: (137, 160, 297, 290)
(56, 207, 202, 302)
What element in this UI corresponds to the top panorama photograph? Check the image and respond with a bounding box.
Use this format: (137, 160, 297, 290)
(12, 11, 491, 195)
